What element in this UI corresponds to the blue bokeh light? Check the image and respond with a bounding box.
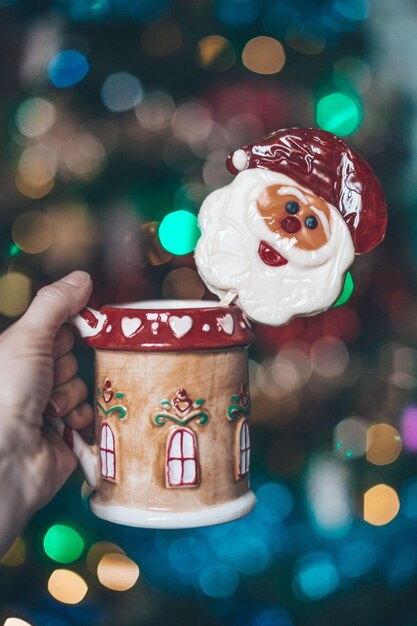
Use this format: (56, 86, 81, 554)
(217, 0, 258, 26)
(168, 537, 208, 574)
(401, 478, 417, 520)
(256, 482, 293, 522)
(293, 552, 339, 600)
(333, 0, 370, 21)
(339, 540, 377, 578)
(48, 50, 89, 88)
(253, 609, 294, 626)
(199, 563, 239, 598)
(387, 540, 417, 587)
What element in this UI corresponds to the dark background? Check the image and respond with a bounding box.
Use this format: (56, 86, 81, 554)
(1, 1, 417, 625)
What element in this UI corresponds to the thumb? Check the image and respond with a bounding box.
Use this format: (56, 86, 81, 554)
(19, 271, 93, 337)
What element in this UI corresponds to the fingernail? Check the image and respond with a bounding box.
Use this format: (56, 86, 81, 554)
(62, 271, 91, 287)
(46, 392, 66, 417)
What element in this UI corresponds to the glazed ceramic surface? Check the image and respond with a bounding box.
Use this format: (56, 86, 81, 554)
(194, 127, 387, 326)
(67, 301, 255, 529)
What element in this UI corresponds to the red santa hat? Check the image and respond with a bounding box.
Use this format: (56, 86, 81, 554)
(226, 128, 387, 254)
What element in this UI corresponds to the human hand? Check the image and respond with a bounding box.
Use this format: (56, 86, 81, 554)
(0, 271, 94, 555)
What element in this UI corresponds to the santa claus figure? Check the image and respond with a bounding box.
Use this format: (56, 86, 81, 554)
(195, 128, 387, 325)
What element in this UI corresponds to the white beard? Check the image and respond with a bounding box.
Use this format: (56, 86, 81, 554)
(194, 168, 355, 326)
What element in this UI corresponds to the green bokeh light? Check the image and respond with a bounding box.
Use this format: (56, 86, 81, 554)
(43, 524, 84, 564)
(333, 271, 354, 307)
(316, 92, 363, 136)
(158, 209, 200, 255)
(8, 243, 21, 257)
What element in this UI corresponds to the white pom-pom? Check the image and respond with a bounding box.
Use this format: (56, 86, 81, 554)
(231, 149, 249, 172)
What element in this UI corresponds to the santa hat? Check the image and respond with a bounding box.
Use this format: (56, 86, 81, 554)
(226, 128, 387, 255)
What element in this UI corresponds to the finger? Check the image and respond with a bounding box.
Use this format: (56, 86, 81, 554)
(46, 377, 89, 419)
(53, 324, 75, 360)
(42, 423, 78, 488)
(54, 352, 79, 387)
(19, 271, 93, 338)
(62, 402, 94, 430)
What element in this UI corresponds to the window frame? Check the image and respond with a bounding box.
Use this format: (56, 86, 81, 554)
(166, 427, 199, 488)
(100, 421, 116, 481)
(234, 418, 250, 480)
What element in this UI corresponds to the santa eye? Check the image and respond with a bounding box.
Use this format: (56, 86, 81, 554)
(305, 215, 318, 229)
(285, 201, 299, 215)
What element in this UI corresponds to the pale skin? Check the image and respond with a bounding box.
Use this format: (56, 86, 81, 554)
(0, 271, 95, 556)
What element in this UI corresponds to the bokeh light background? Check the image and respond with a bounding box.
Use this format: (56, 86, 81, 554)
(0, 0, 416, 625)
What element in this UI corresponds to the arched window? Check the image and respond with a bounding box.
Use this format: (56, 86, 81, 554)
(100, 422, 116, 480)
(238, 419, 250, 478)
(167, 428, 199, 487)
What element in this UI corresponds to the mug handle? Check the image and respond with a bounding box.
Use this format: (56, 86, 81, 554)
(48, 417, 99, 489)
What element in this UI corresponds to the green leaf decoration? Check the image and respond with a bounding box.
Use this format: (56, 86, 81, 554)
(197, 412, 209, 425)
(96, 401, 127, 420)
(195, 398, 205, 406)
(153, 411, 209, 427)
(115, 392, 125, 399)
(97, 387, 103, 396)
(231, 395, 240, 402)
(227, 404, 240, 421)
(160, 400, 170, 407)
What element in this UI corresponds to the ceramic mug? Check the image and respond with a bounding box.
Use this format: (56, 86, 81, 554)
(53, 300, 256, 529)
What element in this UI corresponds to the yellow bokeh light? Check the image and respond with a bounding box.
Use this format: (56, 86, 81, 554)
(97, 553, 139, 591)
(15, 144, 56, 198)
(195, 35, 236, 71)
(17, 145, 57, 186)
(12, 210, 52, 254)
(4, 618, 33, 626)
(1, 536, 26, 567)
(86, 542, 125, 574)
(363, 484, 400, 526)
(0, 273, 31, 318)
(44, 202, 98, 272)
(367, 423, 402, 465)
(242, 36, 286, 75)
(47, 569, 88, 604)
(15, 174, 54, 199)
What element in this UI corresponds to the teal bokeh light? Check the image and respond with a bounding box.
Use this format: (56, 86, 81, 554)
(158, 210, 200, 255)
(199, 563, 239, 598)
(294, 551, 339, 600)
(316, 92, 363, 137)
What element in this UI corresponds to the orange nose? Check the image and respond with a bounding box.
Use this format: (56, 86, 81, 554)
(281, 215, 301, 234)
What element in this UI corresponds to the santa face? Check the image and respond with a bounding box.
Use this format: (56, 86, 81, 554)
(257, 184, 331, 251)
(194, 168, 355, 326)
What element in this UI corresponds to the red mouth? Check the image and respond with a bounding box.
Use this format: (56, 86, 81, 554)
(258, 240, 288, 267)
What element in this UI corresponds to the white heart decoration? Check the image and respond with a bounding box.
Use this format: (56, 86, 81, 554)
(121, 316, 143, 338)
(169, 315, 193, 338)
(217, 313, 234, 335)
